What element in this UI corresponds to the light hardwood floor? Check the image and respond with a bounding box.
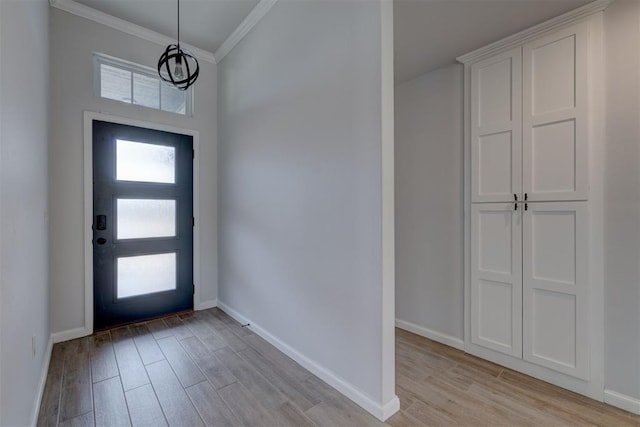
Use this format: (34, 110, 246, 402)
(391, 329, 639, 426)
(37, 309, 640, 426)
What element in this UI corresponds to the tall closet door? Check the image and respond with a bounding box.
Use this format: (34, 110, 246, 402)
(471, 48, 522, 203)
(522, 202, 588, 379)
(522, 22, 588, 202)
(471, 203, 522, 357)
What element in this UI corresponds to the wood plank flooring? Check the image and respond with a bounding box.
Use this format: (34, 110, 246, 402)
(37, 308, 382, 427)
(388, 329, 640, 427)
(37, 309, 640, 426)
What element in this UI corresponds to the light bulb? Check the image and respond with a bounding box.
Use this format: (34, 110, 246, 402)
(174, 58, 184, 79)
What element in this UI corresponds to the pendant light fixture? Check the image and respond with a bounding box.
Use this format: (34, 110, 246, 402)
(158, 0, 199, 90)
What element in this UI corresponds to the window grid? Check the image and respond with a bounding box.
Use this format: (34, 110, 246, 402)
(94, 53, 193, 116)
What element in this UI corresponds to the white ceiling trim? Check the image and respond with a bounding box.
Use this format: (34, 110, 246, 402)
(214, 0, 279, 63)
(49, 0, 217, 64)
(457, 0, 613, 64)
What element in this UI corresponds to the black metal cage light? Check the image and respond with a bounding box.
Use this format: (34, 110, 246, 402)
(158, 0, 199, 90)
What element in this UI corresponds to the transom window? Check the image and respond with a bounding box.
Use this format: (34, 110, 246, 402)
(94, 53, 193, 116)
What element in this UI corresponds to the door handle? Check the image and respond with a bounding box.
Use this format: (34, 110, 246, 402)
(96, 214, 107, 231)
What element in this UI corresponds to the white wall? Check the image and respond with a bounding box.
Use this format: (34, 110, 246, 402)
(394, 64, 464, 344)
(0, 0, 51, 425)
(49, 9, 218, 335)
(217, 0, 397, 419)
(603, 0, 640, 403)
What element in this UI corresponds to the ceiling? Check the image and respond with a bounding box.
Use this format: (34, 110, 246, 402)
(72, 0, 591, 81)
(394, 0, 591, 84)
(73, 0, 260, 55)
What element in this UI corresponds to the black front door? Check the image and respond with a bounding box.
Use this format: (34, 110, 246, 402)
(93, 120, 193, 330)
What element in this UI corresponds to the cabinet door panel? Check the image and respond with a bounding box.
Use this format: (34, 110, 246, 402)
(471, 204, 522, 357)
(471, 48, 522, 202)
(531, 119, 577, 194)
(523, 202, 588, 379)
(523, 23, 588, 201)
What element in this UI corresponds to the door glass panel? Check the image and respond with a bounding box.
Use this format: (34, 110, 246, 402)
(117, 199, 176, 239)
(116, 140, 175, 183)
(117, 253, 176, 298)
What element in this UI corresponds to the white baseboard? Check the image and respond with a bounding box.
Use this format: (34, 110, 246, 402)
(395, 318, 465, 351)
(604, 389, 640, 415)
(195, 299, 218, 311)
(381, 395, 401, 420)
(218, 301, 399, 421)
(51, 326, 90, 343)
(30, 335, 53, 427)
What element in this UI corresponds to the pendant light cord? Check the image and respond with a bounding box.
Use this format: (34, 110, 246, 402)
(177, 0, 180, 48)
(158, 0, 199, 89)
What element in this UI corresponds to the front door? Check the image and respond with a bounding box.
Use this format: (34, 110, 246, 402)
(93, 120, 193, 330)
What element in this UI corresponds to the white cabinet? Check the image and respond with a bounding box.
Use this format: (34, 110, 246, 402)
(471, 23, 589, 203)
(465, 17, 598, 383)
(471, 201, 589, 379)
(471, 48, 522, 203)
(471, 203, 522, 357)
(523, 202, 589, 379)
(522, 23, 589, 202)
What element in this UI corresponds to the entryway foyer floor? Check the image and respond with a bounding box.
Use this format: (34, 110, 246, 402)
(37, 308, 639, 426)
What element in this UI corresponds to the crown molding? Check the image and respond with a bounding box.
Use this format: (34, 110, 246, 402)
(457, 0, 614, 64)
(49, 0, 217, 64)
(214, 0, 279, 63)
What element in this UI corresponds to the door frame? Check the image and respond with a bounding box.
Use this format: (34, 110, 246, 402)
(83, 111, 201, 335)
